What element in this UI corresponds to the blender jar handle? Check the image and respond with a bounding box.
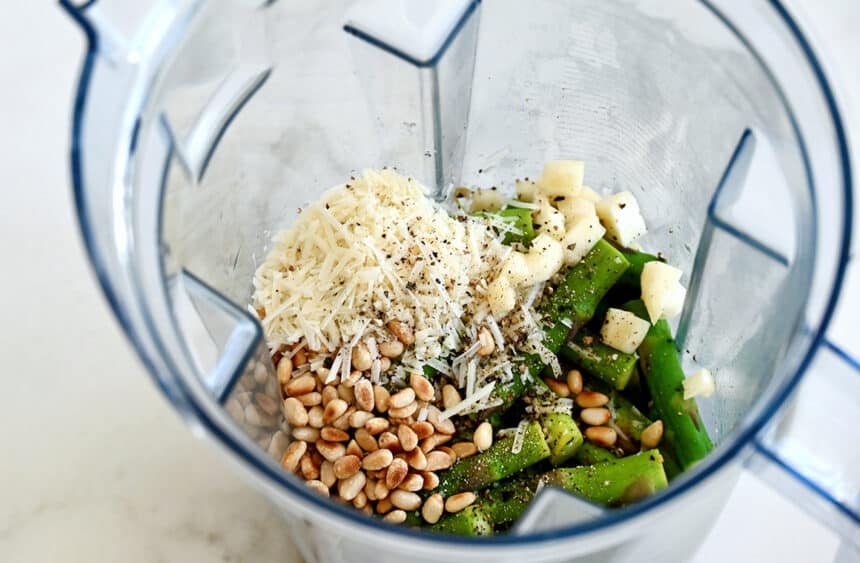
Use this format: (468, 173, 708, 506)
(747, 340, 860, 551)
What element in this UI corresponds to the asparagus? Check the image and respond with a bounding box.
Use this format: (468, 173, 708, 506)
(621, 300, 713, 470)
(574, 442, 618, 465)
(540, 413, 584, 466)
(559, 329, 638, 390)
(587, 380, 653, 453)
(616, 249, 659, 290)
(540, 449, 668, 506)
(431, 505, 494, 536)
(435, 420, 551, 496)
(476, 206, 535, 245)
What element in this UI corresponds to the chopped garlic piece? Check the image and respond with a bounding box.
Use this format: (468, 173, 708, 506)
(596, 191, 647, 247)
(641, 261, 685, 323)
(470, 188, 505, 212)
(522, 234, 564, 285)
(538, 160, 584, 198)
(561, 214, 605, 266)
(535, 197, 566, 241)
(600, 308, 650, 354)
(683, 368, 715, 399)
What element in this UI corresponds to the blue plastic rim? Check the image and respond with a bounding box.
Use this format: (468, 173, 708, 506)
(62, 0, 853, 548)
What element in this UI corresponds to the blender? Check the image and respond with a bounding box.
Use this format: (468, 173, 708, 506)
(61, 0, 857, 560)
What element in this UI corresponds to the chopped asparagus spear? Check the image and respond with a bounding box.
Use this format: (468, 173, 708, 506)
(540, 449, 668, 506)
(475, 206, 535, 245)
(574, 441, 619, 465)
(560, 328, 638, 390)
(616, 249, 659, 290)
(621, 300, 713, 469)
(435, 420, 551, 496)
(586, 380, 652, 452)
(540, 413, 584, 466)
(431, 505, 494, 536)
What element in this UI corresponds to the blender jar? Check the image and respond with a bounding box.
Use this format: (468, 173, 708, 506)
(62, 0, 857, 561)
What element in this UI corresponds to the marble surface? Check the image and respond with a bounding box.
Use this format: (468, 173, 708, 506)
(0, 1, 857, 562)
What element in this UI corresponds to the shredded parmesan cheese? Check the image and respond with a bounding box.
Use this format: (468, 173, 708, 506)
(439, 383, 496, 420)
(511, 419, 528, 454)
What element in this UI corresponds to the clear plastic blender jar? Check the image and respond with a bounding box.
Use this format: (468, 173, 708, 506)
(62, 0, 857, 560)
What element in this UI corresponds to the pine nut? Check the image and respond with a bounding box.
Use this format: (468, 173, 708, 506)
(379, 357, 392, 372)
(350, 410, 374, 429)
(383, 509, 407, 524)
(641, 420, 664, 449)
(365, 478, 378, 501)
(390, 388, 416, 409)
(321, 427, 349, 442)
(385, 457, 409, 489)
(406, 447, 428, 470)
(353, 490, 368, 509)
(360, 504, 373, 516)
(398, 473, 424, 492)
(225, 397, 244, 423)
(342, 369, 362, 388)
(387, 320, 415, 345)
(316, 440, 346, 462)
(292, 426, 320, 442)
(389, 402, 418, 419)
(346, 439, 363, 457)
(426, 451, 454, 471)
(255, 393, 280, 416)
(566, 369, 583, 395)
(445, 492, 476, 513)
(477, 327, 495, 356)
(316, 368, 332, 386)
(376, 497, 393, 514)
(321, 385, 338, 406)
(411, 421, 434, 439)
(422, 494, 444, 524)
(277, 356, 293, 386)
(421, 471, 439, 490)
(373, 386, 390, 413)
(293, 348, 307, 367)
(375, 480, 390, 501)
(379, 340, 404, 358)
(307, 406, 324, 428)
(452, 441, 478, 459)
(323, 399, 348, 424)
(338, 471, 367, 501)
(337, 383, 355, 404)
(397, 424, 419, 452)
(301, 454, 320, 480)
(442, 384, 461, 410)
(354, 379, 374, 412)
(297, 392, 322, 407)
(577, 391, 609, 408)
(581, 407, 612, 426)
(283, 398, 309, 427)
(245, 404, 276, 427)
(354, 428, 379, 452)
(410, 372, 435, 401)
(473, 421, 493, 452)
(421, 433, 452, 453)
(378, 432, 400, 452)
(332, 407, 355, 431)
(438, 446, 456, 459)
(280, 440, 306, 472)
(363, 449, 394, 471)
(334, 455, 361, 479)
(320, 461, 336, 488)
(545, 378, 571, 397)
(267, 431, 290, 459)
(306, 479, 329, 497)
(352, 342, 373, 372)
(286, 374, 316, 396)
(585, 426, 617, 447)
(390, 490, 422, 511)
(236, 391, 252, 407)
(429, 411, 455, 435)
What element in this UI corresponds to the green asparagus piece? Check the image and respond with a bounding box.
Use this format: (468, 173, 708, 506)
(540, 450, 668, 506)
(435, 420, 551, 496)
(616, 249, 659, 290)
(574, 442, 619, 465)
(587, 380, 652, 452)
(431, 505, 494, 536)
(542, 239, 630, 332)
(621, 300, 713, 470)
(560, 329, 638, 390)
(540, 413, 584, 466)
(476, 206, 535, 245)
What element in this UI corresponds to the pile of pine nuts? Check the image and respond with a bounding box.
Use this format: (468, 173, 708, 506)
(275, 324, 495, 524)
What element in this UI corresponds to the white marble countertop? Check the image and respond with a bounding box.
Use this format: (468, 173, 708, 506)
(0, 2, 857, 562)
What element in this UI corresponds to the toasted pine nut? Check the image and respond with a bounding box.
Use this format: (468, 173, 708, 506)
(307, 406, 324, 428)
(441, 384, 461, 410)
(389, 401, 418, 419)
(641, 420, 664, 449)
(385, 458, 409, 489)
(301, 454, 320, 480)
(354, 428, 379, 452)
(280, 440, 306, 472)
(375, 480, 391, 501)
(352, 342, 373, 372)
(378, 432, 400, 452)
(398, 473, 424, 492)
(421, 433, 452, 453)
(411, 421, 434, 440)
(379, 340, 404, 358)
(422, 494, 444, 524)
(373, 386, 390, 413)
(320, 427, 348, 442)
(426, 451, 454, 471)
(406, 447, 428, 470)
(567, 369, 583, 395)
(334, 455, 361, 479)
(577, 391, 609, 408)
(277, 356, 293, 386)
(376, 497, 393, 514)
(353, 490, 368, 509)
(397, 424, 419, 452)
(390, 490, 422, 511)
(267, 431, 290, 459)
(438, 446, 456, 460)
(585, 426, 617, 447)
(346, 439, 363, 458)
(338, 471, 367, 501)
(337, 383, 355, 404)
(383, 509, 407, 524)
(349, 410, 374, 429)
(332, 407, 355, 431)
(342, 369, 362, 388)
(581, 407, 612, 426)
(390, 388, 416, 409)
(387, 320, 415, 345)
(256, 392, 280, 416)
(363, 449, 394, 471)
(473, 421, 493, 452)
(316, 440, 346, 462)
(452, 441, 478, 459)
(283, 398, 309, 427)
(320, 460, 336, 488)
(545, 378, 571, 397)
(293, 348, 307, 367)
(323, 399, 348, 424)
(306, 479, 329, 497)
(379, 357, 392, 372)
(297, 392, 322, 407)
(410, 372, 435, 401)
(421, 471, 439, 490)
(354, 379, 375, 412)
(321, 385, 338, 406)
(316, 368, 332, 386)
(286, 374, 316, 396)
(292, 426, 320, 442)
(429, 411, 455, 435)
(445, 492, 476, 513)
(365, 478, 378, 501)
(477, 327, 495, 356)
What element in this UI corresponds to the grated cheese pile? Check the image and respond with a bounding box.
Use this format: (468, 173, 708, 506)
(252, 169, 511, 366)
